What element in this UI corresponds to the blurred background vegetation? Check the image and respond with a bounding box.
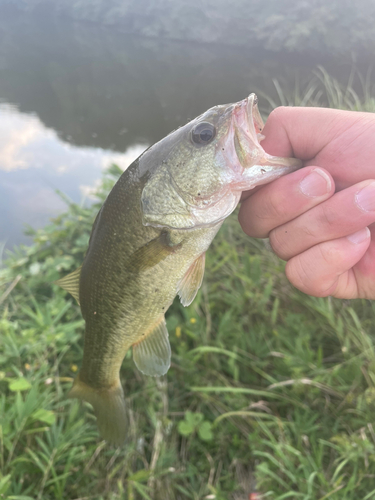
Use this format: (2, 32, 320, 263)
(1, 0, 375, 57)
(1, 80, 375, 498)
(1, 154, 375, 499)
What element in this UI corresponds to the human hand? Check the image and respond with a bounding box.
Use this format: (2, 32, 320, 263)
(239, 106, 375, 299)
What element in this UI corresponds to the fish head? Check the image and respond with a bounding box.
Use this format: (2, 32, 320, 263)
(140, 94, 301, 230)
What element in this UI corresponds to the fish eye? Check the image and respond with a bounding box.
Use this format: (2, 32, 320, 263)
(191, 122, 216, 146)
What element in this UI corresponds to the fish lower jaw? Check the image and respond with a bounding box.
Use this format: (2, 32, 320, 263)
(229, 163, 297, 191)
(143, 219, 222, 231)
(143, 191, 241, 231)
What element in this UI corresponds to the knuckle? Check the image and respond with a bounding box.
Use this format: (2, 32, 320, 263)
(269, 228, 289, 260)
(260, 191, 285, 222)
(316, 242, 337, 267)
(298, 223, 316, 240)
(270, 221, 318, 261)
(285, 253, 332, 297)
(248, 192, 287, 237)
(286, 242, 343, 297)
(285, 256, 313, 292)
(334, 272, 358, 299)
(317, 203, 336, 230)
(238, 206, 265, 237)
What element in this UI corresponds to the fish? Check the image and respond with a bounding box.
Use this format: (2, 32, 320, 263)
(56, 94, 301, 444)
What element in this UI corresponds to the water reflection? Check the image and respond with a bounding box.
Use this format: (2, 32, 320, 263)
(0, 104, 147, 248)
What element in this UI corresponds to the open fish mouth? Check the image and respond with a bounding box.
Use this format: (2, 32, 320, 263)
(246, 93, 266, 138)
(228, 93, 302, 191)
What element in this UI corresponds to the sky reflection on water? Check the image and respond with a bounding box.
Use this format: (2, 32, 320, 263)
(0, 103, 147, 249)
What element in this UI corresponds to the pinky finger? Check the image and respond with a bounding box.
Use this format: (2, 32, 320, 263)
(285, 227, 371, 299)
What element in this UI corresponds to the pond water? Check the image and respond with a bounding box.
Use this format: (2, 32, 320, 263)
(0, 11, 366, 250)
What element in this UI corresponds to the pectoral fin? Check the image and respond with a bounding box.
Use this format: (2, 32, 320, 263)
(178, 253, 205, 306)
(55, 265, 82, 304)
(128, 231, 182, 272)
(132, 318, 171, 376)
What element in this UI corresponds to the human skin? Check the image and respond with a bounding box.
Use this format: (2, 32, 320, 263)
(238, 106, 375, 299)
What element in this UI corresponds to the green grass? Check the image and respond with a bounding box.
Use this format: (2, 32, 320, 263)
(257, 66, 375, 114)
(1, 80, 375, 499)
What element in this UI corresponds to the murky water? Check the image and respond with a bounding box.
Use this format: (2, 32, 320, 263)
(0, 11, 362, 249)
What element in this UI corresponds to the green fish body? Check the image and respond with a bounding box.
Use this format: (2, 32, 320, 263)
(57, 95, 301, 444)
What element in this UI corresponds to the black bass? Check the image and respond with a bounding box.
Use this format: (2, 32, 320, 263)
(57, 94, 301, 444)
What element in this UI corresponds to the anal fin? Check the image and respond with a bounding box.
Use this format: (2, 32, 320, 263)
(132, 318, 171, 376)
(178, 253, 205, 307)
(55, 265, 82, 304)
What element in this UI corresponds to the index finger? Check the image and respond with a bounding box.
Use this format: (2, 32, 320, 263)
(258, 106, 375, 191)
(260, 106, 360, 159)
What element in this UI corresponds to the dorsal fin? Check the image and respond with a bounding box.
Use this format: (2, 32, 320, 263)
(55, 265, 82, 304)
(178, 253, 205, 307)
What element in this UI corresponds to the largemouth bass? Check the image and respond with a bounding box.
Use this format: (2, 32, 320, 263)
(57, 94, 301, 444)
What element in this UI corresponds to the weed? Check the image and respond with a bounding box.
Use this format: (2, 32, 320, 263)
(1, 81, 375, 499)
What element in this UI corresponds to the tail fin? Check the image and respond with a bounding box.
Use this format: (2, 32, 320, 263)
(68, 374, 127, 446)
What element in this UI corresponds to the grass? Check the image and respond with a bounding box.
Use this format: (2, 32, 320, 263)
(1, 74, 375, 499)
(257, 66, 375, 114)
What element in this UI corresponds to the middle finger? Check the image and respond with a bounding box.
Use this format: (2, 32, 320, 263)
(269, 180, 375, 260)
(238, 166, 334, 238)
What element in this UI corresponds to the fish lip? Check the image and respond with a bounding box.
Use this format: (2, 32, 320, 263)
(244, 93, 258, 141)
(142, 218, 223, 231)
(228, 93, 265, 174)
(247, 93, 265, 136)
(241, 93, 300, 173)
(232, 93, 264, 147)
(222, 93, 302, 191)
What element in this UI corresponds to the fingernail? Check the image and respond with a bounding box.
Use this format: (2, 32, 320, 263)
(347, 227, 370, 244)
(299, 169, 332, 197)
(355, 182, 375, 212)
